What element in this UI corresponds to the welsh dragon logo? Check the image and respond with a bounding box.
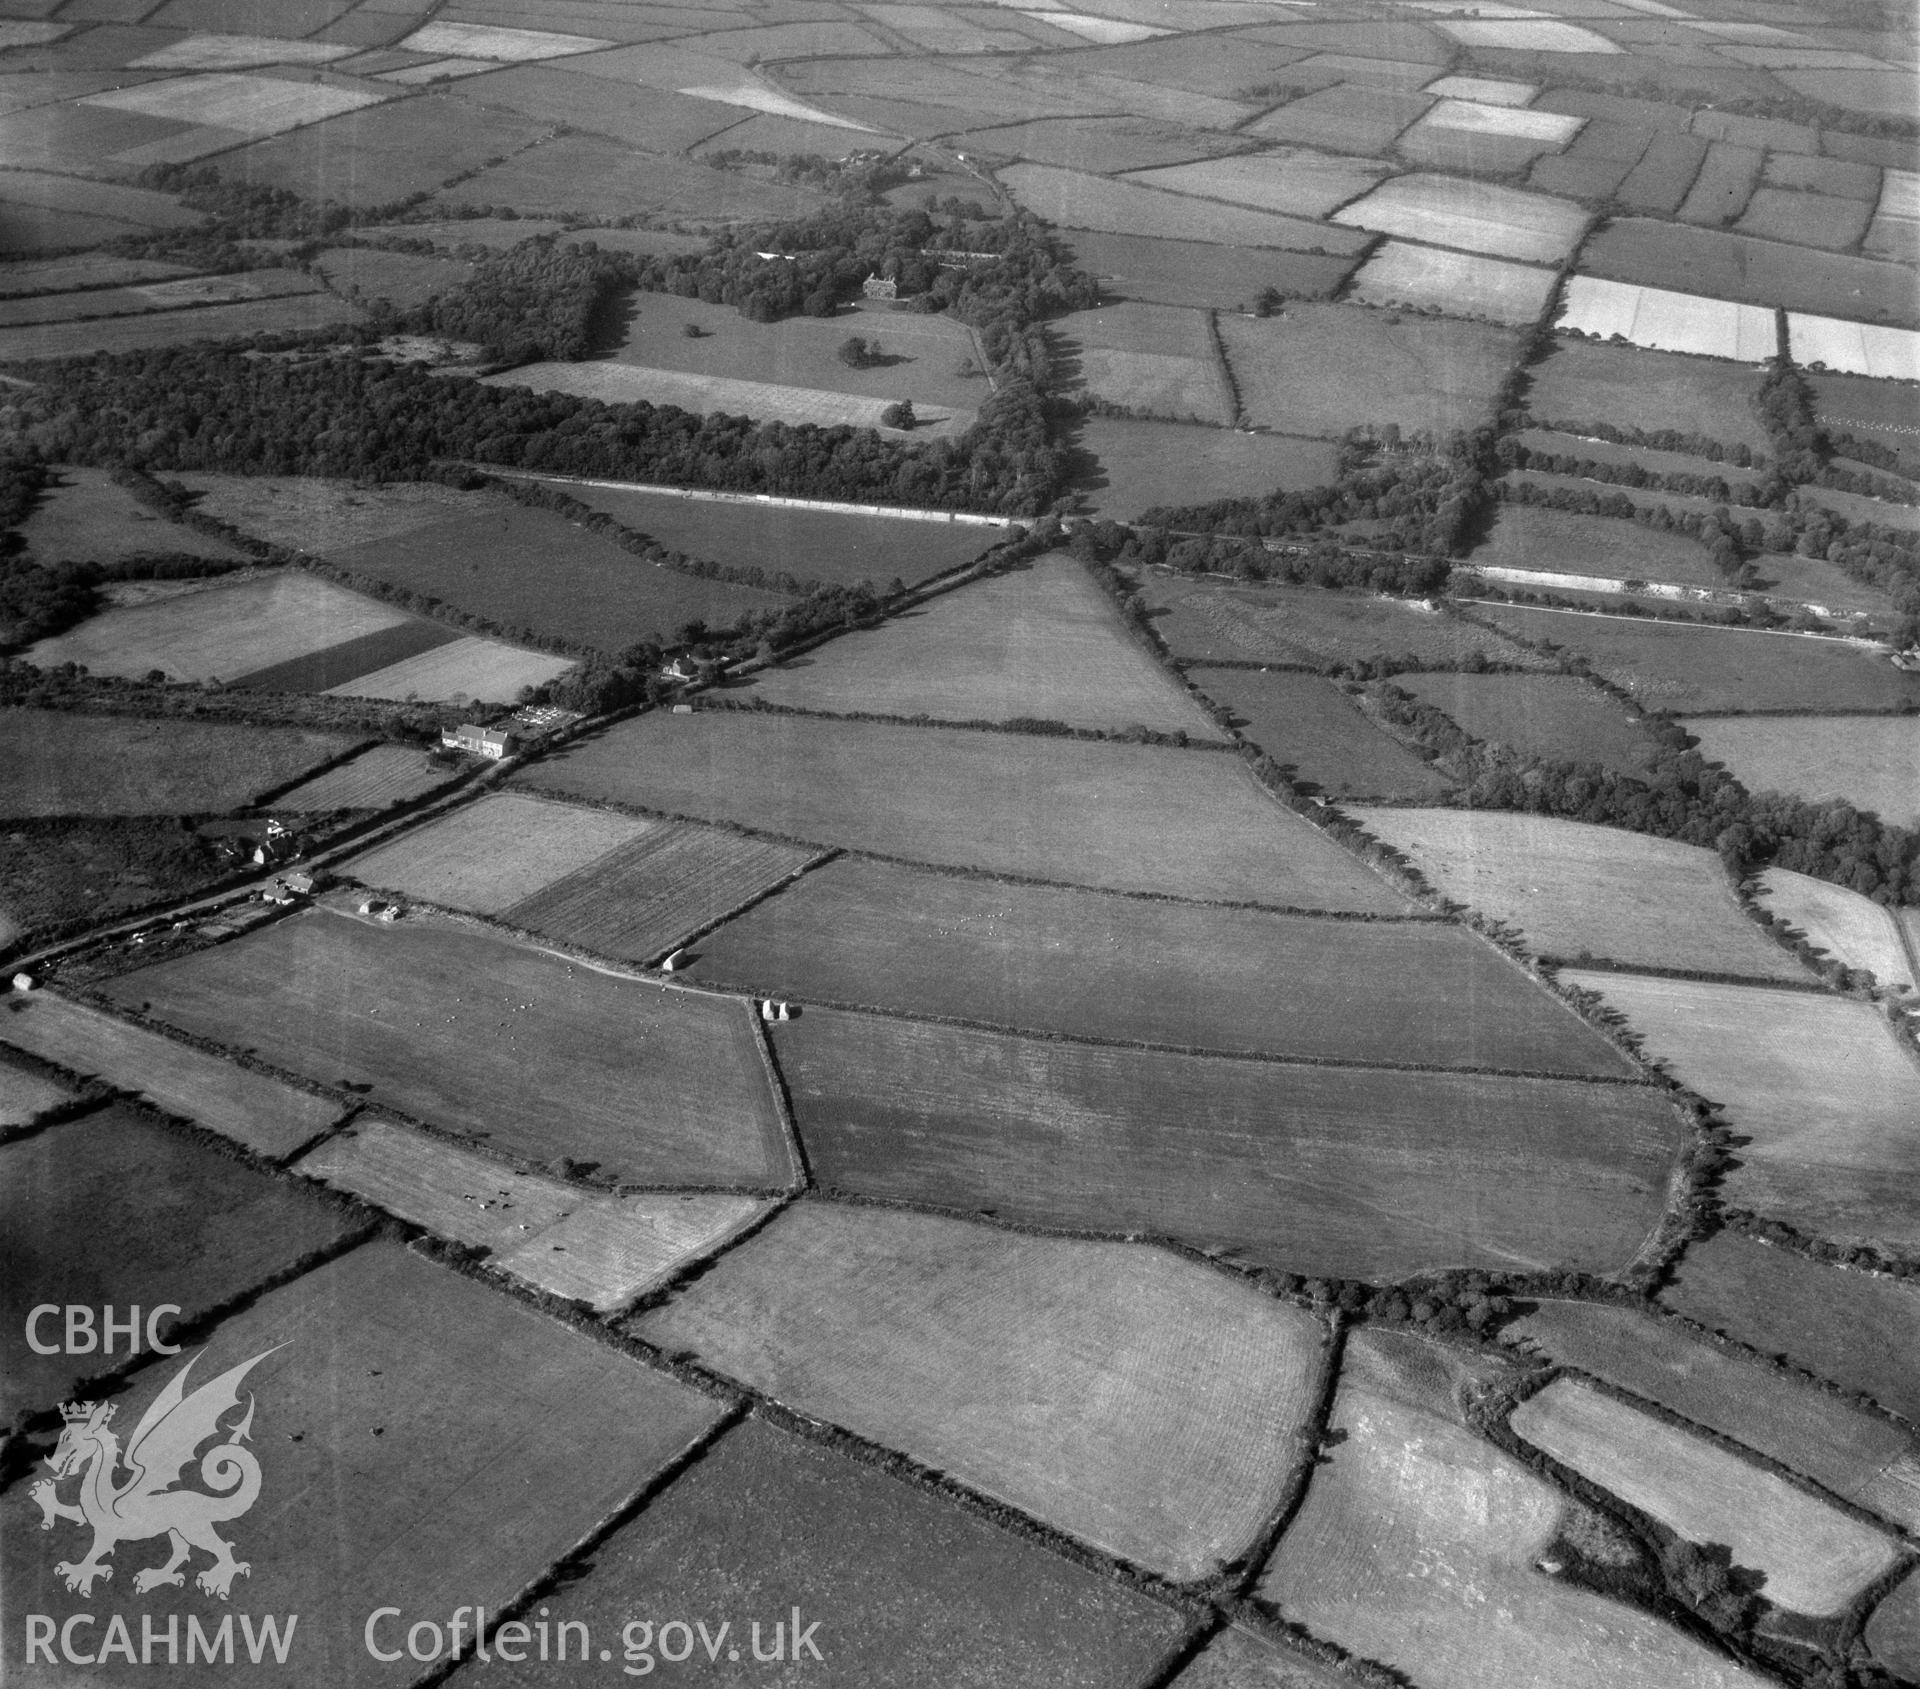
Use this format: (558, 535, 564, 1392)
(30, 1347, 280, 1601)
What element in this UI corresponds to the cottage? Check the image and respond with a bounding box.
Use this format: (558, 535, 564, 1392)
(441, 723, 517, 759)
(11, 971, 33, 992)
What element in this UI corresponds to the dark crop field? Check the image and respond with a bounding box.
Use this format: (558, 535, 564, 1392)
(104, 908, 790, 1187)
(0, 1104, 353, 1425)
(1664, 1234, 1920, 1425)
(468, 1418, 1189, 1689)
(1061, 229, 1360, 308)
(772, 1008, 1682, 1281)
(517, 710, 1411, 913)
(1187, 668, 1456, 800)
(1526, 338, 1770, 452)
(685, 856, 1634, 1076)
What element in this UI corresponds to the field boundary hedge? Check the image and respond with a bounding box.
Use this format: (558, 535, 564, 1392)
(693, 691, 1234, 751)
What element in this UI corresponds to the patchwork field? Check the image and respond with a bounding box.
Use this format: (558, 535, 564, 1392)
(0, 990, 346, 1160)
(1260, 1329, 1767, 1689)
(1560, 968, 1920, 1250)
(0, 1240, 724, 1687)
(1473, 501, 1727, 590)
(1347, 240, 1559, 327)
(503, 820, 818, 965)
(1681, 710, 1920, 829)
(0, 708, 354, 818)
(1248, 84, 1432, 156)
(320, 635, 576, 705)
(1788, 313, 1920, 383)
(0, 1051, 68, 1129)
(1667, 1234, 1920, 1425)
(687, 855, 1633, 1075)
(517, 710, 1412, 913)
(1137, 573, 1543, 668)
(1062, 229, 1361, 309)
(1580, 219, 1920, 330)
(0, 290, 361, 361)
(1526, 337, 1769, 450)
(637, 1200, 1325, 1580)
(293, 1115, 770, 1311)
(1474, 606, 1920, 712)
(104, 908, 791, 1187)
(1332, 173, 1589, 263)
(1218, 305, 1520, 440)
(344, 792, 650, 913)
(773, 1007, 1679, 1280)
(468, 1417, 1189, 1687)
(1352, 809, 1807, 979)
(742, 554, 1225, 739)
(1511, 1300, 1920, 1531)
(269, 743, 451, 813)
(0, 265, 322, 327)
(1188, 668, 1454, 800)
(1398, 671, 1660, 776)
(1510, 1379, 1900, 1615)
(537, 480, 1000, 591)
(1121, 148, 1391, 218)
(1057, 299, 1230, 424)
(0, 1104, 355, 1426)
(19, 465, 251, 568)
(1075, 419, 1339, 519)
(1000, 162, 1375, 253)
(1754, 866, 1917, 991)
(1558, 274, 1778, 362)
(1868, 1575, 1920, 1684)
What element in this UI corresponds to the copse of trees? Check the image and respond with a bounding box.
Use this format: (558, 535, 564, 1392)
(402, 235, 630, 365)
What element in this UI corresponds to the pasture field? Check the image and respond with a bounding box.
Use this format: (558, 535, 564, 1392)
(1557, 275, 1778, 362)
(1527, 336, 1770, 450)
(1511, 1300, 1920, 1530)
(1765, 151, 1881, 200)
(1788, 313, 1920, 383)
(1061, 229, 1361, 308)
(1755, 867, 1917, 991)
(1135, 572, 1543, 668)
(270, 743, 451, 813)
(0, 1051, 68, 1128)
(0, 990, 345, 1159)
(104, 908, 791, 1187)
(636, 1200, 1326, 1580)
(1668, 1236, 1920, 1425)
(344, 792, 651, 914)
(773, 1007, 1679, 1281)
(1618, 130, 1712, 214)
(1075, 419, 1338, 519)
(1347, 241, 1558, 327)
(1509, 428, 1761, 492)
(1332, 173, 1588, 263)
(1815, 370, 1920, 475)
(503, 820, 818, 965)
(0, 267, 321, 327)
(1580, 219, 1920, 330)
(0, 1104, 355, 1426)
(743, 554, 1226, 739)
(173, 472, 468, 552)
(934, 115, 1235, 174)
(1432, 16, 1623, 50)
(1686, 714, 1920, 830)
(0, 167, 203, 231)
(1510, 1379, 1900, 1615)
(1260, 1329, 1767, 1689)
(1398, 671, 1660, 776)
(0, 708, 354, 819)
(310, 245, 473, 309)
(1000, 163, 1375, 253)
(471, 1419, 1188, 1689)
(0, 290, 361, 361)
(350, 216, 573, 252)
(1121, 148, 1391, 219)
(485, 357, 971, 437)
(1676, 140, 1763, 227)
(27, 570, 413, 685)
(1807, 484, 1920, 536)
(1056, 299, 1229, 423)
(609, 293, 981, 413)
(0, 254, 197, 296)
(516, 711, 1413, 913)
(1174, 1628, 1352, 1689)
(539, 480, 996, 590)
(1248, 84, 1433, 156)
(322, 635, 576, 705)
(1473, 605, 1920, 712)
(695, 855, 1631, 1074)
(1188, 668, 1454, 800)
(1559, 969, 1920, 1250)
(1352, 809, 1806, 980)
(1737, 188, 1871, 251)
(1218, 305, 1520, 440)
(322, 493, 793, 652)
(1869, 1575, 1920, 1683)
(0, 1240, 723, 1688)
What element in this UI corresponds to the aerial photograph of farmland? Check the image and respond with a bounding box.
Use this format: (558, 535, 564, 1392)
(1, 0, 1918, 1680)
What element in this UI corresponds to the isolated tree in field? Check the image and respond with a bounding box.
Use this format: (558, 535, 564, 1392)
(839, 335, 882, 369)
(881, 400, 915, 430)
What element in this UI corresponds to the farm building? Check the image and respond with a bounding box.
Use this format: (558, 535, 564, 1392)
(441, 723, 518, 759)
